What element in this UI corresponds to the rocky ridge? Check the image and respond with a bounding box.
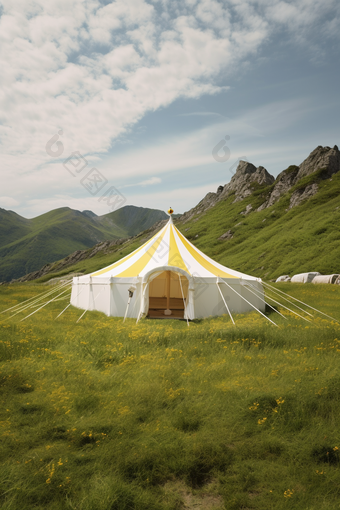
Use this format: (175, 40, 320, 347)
(180, 145, 340, 223)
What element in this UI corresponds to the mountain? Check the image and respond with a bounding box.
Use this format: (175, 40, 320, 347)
(179, 145, 340, 221)
(6, 144, 340, 284)
(174, 145, 340, 279)
(0, 206, 167, 282)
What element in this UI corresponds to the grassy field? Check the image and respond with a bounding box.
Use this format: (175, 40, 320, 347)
(1, 282, 340, 509)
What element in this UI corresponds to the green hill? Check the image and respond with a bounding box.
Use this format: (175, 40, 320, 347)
(7, 144, 340, 285)
(0, 206, 167, 282)
(98, 206, 170, 238)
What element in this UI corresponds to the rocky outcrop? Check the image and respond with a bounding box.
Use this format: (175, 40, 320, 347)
(240, 204, 253, 215)
(296, 145, 340, 181)
(218, 230, 233, 240)
(180, 162, 275, 223)
(180, 191, 222, 223)
(288, 183, 319, 209)
(222, 162, 274, 202)
(256, 166, 299, 211)
(256, 145, 340, 211)
(181, 146, 340, 223)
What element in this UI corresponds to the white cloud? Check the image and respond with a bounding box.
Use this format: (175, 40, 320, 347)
(120, 176, 162, 188)
(0, 0, 339, 217)
(0, 94, 324, 218)
(138, 176, 162, 186)
(0, 1, 258, 163)
(95, 97, 313, 183)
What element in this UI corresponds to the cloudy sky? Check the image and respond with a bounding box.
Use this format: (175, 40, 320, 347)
(1, 0, 339, 218)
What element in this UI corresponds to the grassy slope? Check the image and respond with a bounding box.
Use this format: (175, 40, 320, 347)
(1, 283, 340, 509)
(98, 206, 167, 238)
(34, 230, 163, 283)
(0, 208, 119, 282)
(0, 209, 32, 247)
(32, 168, 340, 283)
(176, 168, 340, 279)
(0, 207, 167, 282)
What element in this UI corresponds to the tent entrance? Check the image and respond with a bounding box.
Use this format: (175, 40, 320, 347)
(147, 270, 188, 319)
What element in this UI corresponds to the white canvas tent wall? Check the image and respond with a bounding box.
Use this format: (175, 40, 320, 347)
(70, 214, 265, 320)
(291, 272, 320, 283)
(312, 274, 340, 284)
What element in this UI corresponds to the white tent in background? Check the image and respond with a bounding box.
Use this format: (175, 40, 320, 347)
(312, 274, 340, 284)
(275, 275, 291, 282)
(291, 272, 320, 283)
(70, 210, 265, 321)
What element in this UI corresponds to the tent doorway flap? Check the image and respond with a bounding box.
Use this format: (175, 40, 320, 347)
(148, 270, 188, 319)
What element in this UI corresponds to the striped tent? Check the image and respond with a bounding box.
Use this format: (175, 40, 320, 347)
(70, 212, 265, 321)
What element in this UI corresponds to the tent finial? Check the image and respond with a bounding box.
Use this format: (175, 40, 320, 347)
(168, 207, 174, 215)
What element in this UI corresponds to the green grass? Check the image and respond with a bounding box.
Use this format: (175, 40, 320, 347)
(1, 283, 340, 509)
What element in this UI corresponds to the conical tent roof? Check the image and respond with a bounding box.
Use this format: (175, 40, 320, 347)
(90, 215, 257, 280)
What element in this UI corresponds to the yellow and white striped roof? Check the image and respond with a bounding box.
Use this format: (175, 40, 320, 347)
(91, 215, 257, 280)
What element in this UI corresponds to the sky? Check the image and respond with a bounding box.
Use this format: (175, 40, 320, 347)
(0, 0, 339, 219)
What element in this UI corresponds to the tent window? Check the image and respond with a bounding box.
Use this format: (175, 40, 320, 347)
(148, 271, 188, 319)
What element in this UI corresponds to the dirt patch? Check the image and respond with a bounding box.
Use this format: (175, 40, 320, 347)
(163, 480, 224, 509)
